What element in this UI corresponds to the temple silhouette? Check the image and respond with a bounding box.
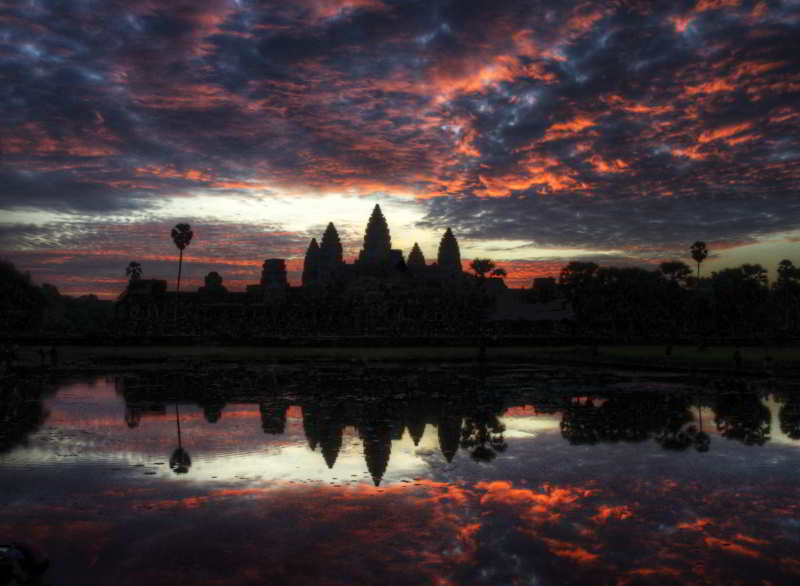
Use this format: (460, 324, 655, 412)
(115, 204, 573, 337)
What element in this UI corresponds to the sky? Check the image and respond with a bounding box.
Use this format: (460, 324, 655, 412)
(1, 0, 799, 297)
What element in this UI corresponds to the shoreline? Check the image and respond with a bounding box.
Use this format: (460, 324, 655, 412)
(4, 344, 799, 379)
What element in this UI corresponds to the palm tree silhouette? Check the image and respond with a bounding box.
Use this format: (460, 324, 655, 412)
(169, 404, 191, 474)
(171, 223, 194, 296)
(469, 259, 496, 279)
(690, 241, 708, 281)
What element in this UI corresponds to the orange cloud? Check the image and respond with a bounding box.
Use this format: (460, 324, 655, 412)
(539, 537, 599, 563)
(588, 154, 629, 173)
(694, 0, 740, 12)
(685, 78, 736, 95)
(542, 115, 596, 141)
(591, 505, 633, 523)
(697, 122, 753, 143)
(3, 122, 118, 156)
(476, 480, 595, 523)
(671, 145, 708, 160)
(704, 536, 761, 558)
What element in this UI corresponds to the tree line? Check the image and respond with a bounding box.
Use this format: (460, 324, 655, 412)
(558, 241, 800, 340)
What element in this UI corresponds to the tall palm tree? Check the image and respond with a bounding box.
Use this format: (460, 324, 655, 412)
(690, 241, 708, 281)
(171, 223, 194, 295)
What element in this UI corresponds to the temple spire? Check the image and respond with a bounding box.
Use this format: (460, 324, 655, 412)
(319, 223, 343, 266)
(360, 204, 392, 264)
(302, 238, 321, 286)
(407, 243, 426, 271)
(437, 228, 462, 273)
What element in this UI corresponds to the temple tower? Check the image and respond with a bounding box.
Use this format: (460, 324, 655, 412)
(319, 223, 344, 282)
(319, 223, 343, 267)
(437, 228, 462, 273)
(407, 243, 426, 271)
(302, 238, 321, 286)
(358, 204, 392, 265)
(261, 259, 288, 288)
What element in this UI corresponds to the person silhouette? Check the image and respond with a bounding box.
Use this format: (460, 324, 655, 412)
(733, 347, 742, 369)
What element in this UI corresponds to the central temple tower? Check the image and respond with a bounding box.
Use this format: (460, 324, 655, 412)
(357, 204, 392, 265)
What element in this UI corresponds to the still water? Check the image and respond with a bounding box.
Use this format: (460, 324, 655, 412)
(1, 364, 799, 585)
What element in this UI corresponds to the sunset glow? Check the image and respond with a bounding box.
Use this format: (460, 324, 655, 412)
(1, 0, 798, 296)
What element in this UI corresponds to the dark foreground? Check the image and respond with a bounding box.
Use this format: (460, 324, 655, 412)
(1, 363, 799, 585)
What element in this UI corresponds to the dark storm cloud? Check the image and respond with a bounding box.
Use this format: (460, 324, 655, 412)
(1, 0, 799, 267)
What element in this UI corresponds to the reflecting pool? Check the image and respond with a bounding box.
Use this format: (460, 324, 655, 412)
(1, 364, 799, 585)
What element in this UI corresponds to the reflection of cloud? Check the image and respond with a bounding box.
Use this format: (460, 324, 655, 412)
(4, 379, 800, 584)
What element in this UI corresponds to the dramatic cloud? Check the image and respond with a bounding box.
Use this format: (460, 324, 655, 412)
(1, 0, 799, 294)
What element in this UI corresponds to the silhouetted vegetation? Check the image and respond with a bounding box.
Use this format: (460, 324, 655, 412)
(170, 223, 194, 296)
(0, 259, 47, 333)
(5, 207, 800, 345)
(691, 241, 709, 280)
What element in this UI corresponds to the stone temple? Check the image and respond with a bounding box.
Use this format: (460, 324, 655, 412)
(115, 205, 489, 336)
(300, 203, 465, 286)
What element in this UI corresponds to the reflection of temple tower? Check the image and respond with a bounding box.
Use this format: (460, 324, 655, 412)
(437, 413, 462, 462)
(407, 419, 426, 446)
(319, 422, 344, 469)
(260, 399, 289, 434)
(302, 403, 345, 468)
(360, 419, 392, 486)
(405, 404, 428, 446)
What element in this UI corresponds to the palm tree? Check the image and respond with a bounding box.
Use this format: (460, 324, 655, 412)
(469, 258, 496, 279)
(690, 241, 708, 281)
(125, 261, 142, 283)
(171, 223, 193, 296)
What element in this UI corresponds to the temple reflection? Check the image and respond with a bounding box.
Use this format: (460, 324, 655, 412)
(100, 368, 800, 484)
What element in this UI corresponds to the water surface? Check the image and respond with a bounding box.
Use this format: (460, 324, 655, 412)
(1, 365, 799, 585)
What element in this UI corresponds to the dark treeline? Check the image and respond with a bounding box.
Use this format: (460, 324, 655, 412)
(0, 259, 113, 336)
(558, 257, 800, 341)
(3, 247, 800, 343)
